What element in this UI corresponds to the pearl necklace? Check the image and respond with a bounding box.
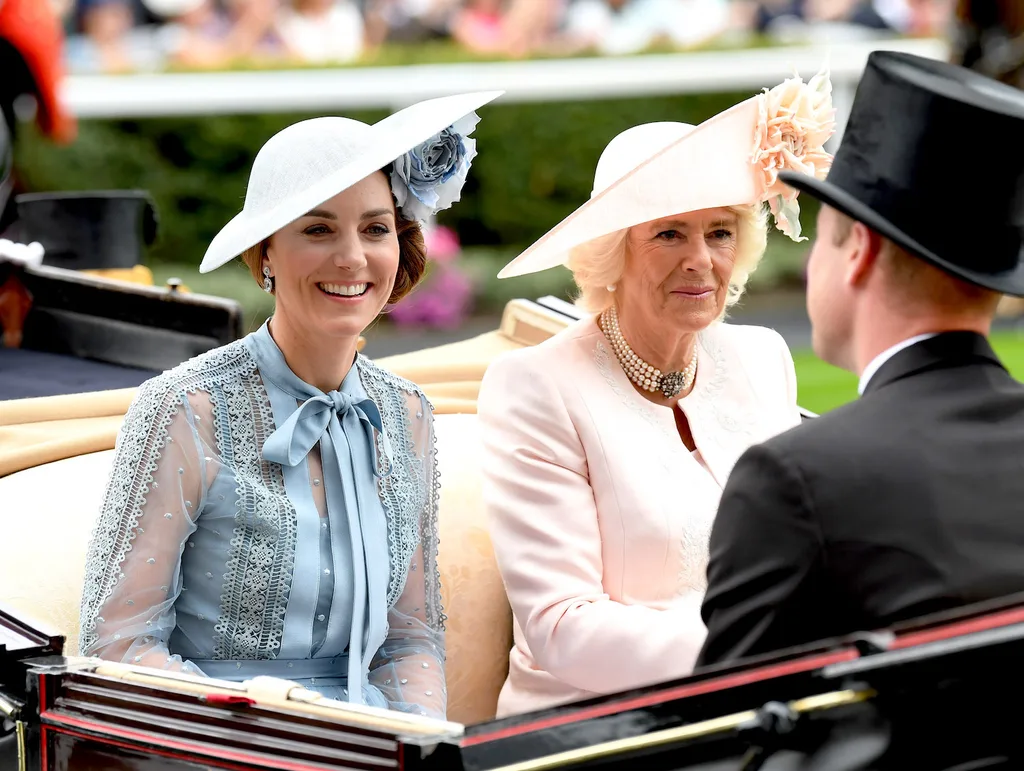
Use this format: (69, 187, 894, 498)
(599, 306, 697, 398)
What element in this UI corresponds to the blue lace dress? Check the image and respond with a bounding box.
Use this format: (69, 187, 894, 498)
(78, 321, 446, 719)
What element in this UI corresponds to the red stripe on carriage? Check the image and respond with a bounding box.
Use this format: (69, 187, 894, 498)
(39, 712, 330, 771)
(461, 648, 860, 747)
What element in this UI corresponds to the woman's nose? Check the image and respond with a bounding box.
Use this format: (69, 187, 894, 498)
(332, 229, 368, 270)
(682, 240, 713, 272)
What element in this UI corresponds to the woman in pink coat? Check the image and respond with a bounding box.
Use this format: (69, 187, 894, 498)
(478, 73, 836, 717)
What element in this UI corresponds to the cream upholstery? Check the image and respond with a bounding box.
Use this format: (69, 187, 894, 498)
(0, 412, 511, 725)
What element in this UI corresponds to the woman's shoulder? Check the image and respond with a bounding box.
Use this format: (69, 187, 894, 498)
(355, 355, 425, 399)
(131, 338, 254, 409)
(703, 321, 791, 358)
(486, 315, 602, 377)
(478, 316, 603, 417)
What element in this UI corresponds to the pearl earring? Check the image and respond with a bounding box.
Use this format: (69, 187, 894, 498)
(606, 284, 616, 292)
(262, 265, 273, 294)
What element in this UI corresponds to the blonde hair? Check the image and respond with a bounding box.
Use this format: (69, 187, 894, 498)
(568, 203, 769, 314)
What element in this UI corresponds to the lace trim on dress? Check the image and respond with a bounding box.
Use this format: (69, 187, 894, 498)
(213, 360, 296, 660)
(356, 357, 445, 631)
(80, 341, 298, 660)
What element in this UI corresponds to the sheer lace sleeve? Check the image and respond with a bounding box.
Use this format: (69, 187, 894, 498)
(79, 379, 211, 675)
(368, 392, 446, 720)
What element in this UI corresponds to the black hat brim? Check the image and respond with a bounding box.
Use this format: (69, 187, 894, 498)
(779, 170, 1024, 297)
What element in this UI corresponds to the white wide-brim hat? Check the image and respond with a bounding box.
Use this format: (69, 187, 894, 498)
(200, 90, 503, 274)
(497, 71, 835, 279)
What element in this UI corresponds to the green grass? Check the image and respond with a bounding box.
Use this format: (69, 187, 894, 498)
(793, 331, 1024, 415)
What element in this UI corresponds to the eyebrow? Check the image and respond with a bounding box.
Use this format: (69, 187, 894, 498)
(658, 217, 738, 230)
(301, 207, 395, 221)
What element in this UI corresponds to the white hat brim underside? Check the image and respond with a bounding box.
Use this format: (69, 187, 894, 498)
(497, 97, 762, 279)
(200, 90, 503, 274)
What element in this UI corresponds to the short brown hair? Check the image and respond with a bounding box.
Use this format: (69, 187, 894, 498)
(831, 210, 855, 246)
(240, 212, 427, 305)
(828, 209, 998, 310)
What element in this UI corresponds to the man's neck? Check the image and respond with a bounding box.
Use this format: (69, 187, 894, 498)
(853, 317, 992, 381)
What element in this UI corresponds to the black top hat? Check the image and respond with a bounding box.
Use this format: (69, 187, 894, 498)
(780, 50, 1024, 297)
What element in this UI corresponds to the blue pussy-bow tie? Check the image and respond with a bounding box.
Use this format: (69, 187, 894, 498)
(261, 387, 393, 708)
(262, 390, 392, 476)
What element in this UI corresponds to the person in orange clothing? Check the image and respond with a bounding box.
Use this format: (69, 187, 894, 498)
(0, 0, 77, 145)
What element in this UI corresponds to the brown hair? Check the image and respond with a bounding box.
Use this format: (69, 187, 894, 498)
(240, 212, 427, 305)
(829, 209, 998, 310)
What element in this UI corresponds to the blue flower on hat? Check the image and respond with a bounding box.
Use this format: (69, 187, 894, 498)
(390, 113, 480, 223)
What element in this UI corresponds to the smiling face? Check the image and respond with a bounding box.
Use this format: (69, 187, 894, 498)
(264, 171, 400, 342)
(617, 206, 739, 339)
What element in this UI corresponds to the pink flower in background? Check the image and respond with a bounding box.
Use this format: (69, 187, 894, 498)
(425, 224, 461, 264)
(389, 225, 475, 329)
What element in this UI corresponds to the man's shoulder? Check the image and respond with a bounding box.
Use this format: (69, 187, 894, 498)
(751, 397, 879, 467)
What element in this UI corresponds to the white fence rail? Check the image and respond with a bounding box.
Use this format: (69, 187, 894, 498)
(62, 37, 948, 120)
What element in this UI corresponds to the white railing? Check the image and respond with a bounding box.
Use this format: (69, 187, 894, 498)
(62, 37, 948, 120)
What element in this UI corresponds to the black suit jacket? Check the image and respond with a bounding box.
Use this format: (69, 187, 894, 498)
(697, 331, 1024, 667)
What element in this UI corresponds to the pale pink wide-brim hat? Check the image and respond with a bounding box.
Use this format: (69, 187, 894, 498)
(497, 71, 836, 279)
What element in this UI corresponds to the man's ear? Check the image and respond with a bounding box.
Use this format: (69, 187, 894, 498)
(845, 221, 883, 289)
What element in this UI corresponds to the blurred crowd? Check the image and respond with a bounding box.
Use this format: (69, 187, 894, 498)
(57, 0, 954, 73)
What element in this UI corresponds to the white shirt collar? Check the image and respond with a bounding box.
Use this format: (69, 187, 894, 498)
(857, 333, 939, 395)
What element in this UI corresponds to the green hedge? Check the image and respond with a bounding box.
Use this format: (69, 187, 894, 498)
(15, 90, 818, 316)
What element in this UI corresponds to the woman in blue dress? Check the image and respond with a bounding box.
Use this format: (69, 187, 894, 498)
(78, 91, 502, 721)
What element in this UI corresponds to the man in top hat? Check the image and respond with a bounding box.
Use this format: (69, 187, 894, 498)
(696, 50, 1024, 667)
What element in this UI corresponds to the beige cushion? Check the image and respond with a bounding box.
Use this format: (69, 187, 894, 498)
(434, 414, 512, 724)
(0, 449, 111, 656)
(0, 413, 509, 725)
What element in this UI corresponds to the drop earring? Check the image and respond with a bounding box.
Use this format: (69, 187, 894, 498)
(262, 265, 273, 294)
(606, 284, 616, 292)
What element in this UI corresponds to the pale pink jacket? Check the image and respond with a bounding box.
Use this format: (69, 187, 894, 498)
(477, 315, 801, 717)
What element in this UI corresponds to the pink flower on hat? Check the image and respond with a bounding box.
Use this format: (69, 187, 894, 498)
(752, 68, 836, 241)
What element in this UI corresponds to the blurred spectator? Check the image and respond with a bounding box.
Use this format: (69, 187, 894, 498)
(278, 0, 364, 63)
(220, 0, 287, 61)
(65, 0, 164, 72)
(363, 0, 456, 46)
(449, 0, 505, 51)
(150, 0, 234, 69)
(54, 0, 955, 73)
(951, 0, 1024, 86)
(447, 0, 558, 56)
(547, 0, 732, 55)
(731, 0, 952, 40)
